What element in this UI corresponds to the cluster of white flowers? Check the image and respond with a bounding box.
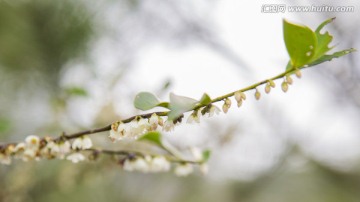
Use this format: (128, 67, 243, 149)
(123, 156, 171, 173)
(71, 136, 93, 150)
(187, 105, 220, 124)
(122, 147, 209, 176)
(174, 163, 194, 176)
(122, 155, 207, 177)
(222, 98, 232, 113)
(109, 114, 168, 141)
(0, 135, 93, 165)
(187, 110, 201, 124)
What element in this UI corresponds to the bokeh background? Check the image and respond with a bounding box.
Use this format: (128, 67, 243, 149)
(1, 0, 360, 201)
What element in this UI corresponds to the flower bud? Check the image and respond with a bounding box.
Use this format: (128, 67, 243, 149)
(281, 81, 289, 92)
(234, 91, 242, 103)
(240, 92, 246, 100)
(225, 98, 231, 107)
(254, 89, 261, 100)
(268, 80, 276, 88)
(265, 83, 271, 94)
(237, 98, 242, 108)
(222, 103, 229, 114)
(295, 69, 302, 78)
(286, 75, 293, 85)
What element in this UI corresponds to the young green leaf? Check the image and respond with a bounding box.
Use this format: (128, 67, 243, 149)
(202, 150, 211, 162)
(199, 93, 212, 105)
(138, 131, 163, 148)
(307, 48, 356, 67)
(134, 92, 160, 111)
(283, 19, 317, 68)
(168, 93, 198, 121)
(157, 102, 170, 109)
(65, 87, 88, 97)
(313, 17, 335, 60)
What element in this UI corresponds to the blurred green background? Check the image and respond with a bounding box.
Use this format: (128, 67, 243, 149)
(1, 0, 360, 202)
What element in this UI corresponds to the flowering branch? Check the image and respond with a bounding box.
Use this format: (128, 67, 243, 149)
(0, 18, 356, 177)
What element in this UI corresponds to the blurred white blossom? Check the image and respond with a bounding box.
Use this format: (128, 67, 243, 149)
(174, 163, 193, 176)
(72, 136, 92, 150)
(66, 153, 86, 163)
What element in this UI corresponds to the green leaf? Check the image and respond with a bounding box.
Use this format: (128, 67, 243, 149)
(134, 92, 160, 111)
(284, 18, 353, 71)
(283, 19, 317, 68)
(202, 150, 211, 162)
(157, 102, 170, 109)
(313, 17, 335, 60)
(168, 93, 198, 121)
(285, 61, 293, 71)
(138, 131, 163, 147)
(199, 93, 212, 105)
(65, 87, 88, 97)
(307, 48, 356, 67)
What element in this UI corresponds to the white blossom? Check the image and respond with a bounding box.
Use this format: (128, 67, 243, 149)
(13, 143, 26, 158)
(41, 141, 60, 158)
(191, 147, 203, 161)
(66, 153, 85, 163)
(123, 157, 150, 172)
(149, 113, 162, 130)
(187, 111, 200, 124)
(163, 120, 175, 132)
(174, 163, 193, 177)
(150, 156, 171, 172)
(123, 156, 171, 173)
(109, 128, 122, 142)
(22, 135, 41, 161)
(129, 118, 149, 137)
(58, 141, 71, 158)
(42, 141, 71, 159)
(25, 135, 40, 149)
(72, 136, 92, 150)
(199, 163, 209, 175)
(208, 105, 220, 117)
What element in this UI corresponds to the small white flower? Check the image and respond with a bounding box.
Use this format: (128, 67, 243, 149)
(150, 156, 171, 172)
(191, 147, 202, 161)
(72, 136, 92, 150)
(20, 135, 41, 161)
(25, 135, 40, 148)
(14, 142, 25, 153)
(58, 141, 71, 158)
(109, 129, 121, 142)
(41, 141, 60, 158)
(222, 103, 229, 114)
(149, 113, 161, 130)
(208, 105, 220, 117)
(132, 157, 150, 172)
(131, 118, 150, 137)
(42, 141, 71, 159)
(199, 163, 209, 175)
(123, 159, 134, 171)
(187, 111, 200, 124)
(23, 149, 37, 161)
(174, 163, 193, 177)
(66, 153, 85, 163)
(123, 157, 150, 173)
(163, 120, 175, 132)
